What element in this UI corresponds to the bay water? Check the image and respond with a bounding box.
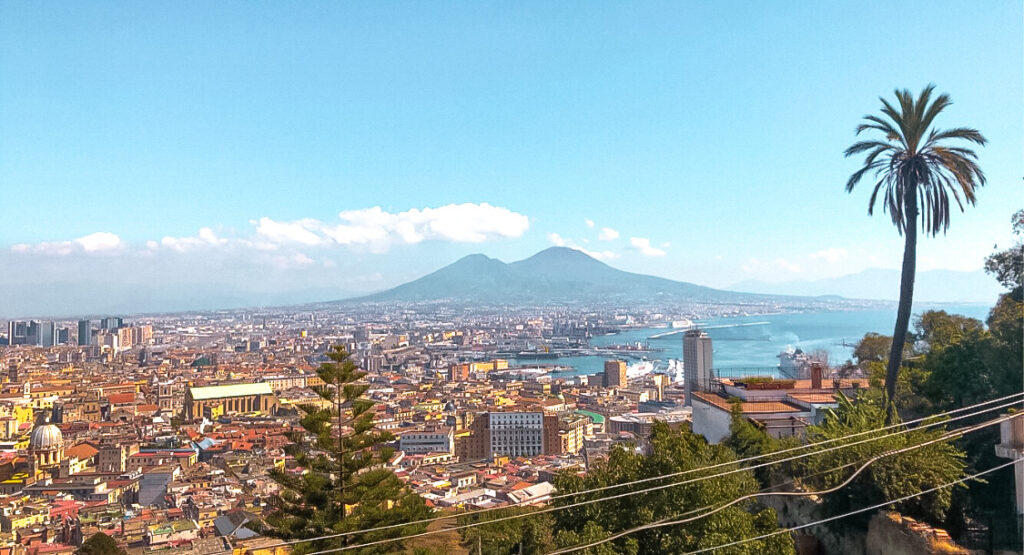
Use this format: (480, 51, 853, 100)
(514, 303, 993, 377)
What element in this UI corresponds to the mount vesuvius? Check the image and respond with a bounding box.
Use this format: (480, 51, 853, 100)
(341, 247, 826, 306)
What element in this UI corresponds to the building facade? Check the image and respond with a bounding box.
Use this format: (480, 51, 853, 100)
(603, 360, 626, 388)
(398, 427, 454, 454)
(684, 329, 713, 405)
(463, 411, 560, 459)
(183, 383, 279, 420)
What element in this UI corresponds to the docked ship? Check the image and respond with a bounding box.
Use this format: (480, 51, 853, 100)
(626, 359, 656, 379)
(656, 359, 685, 383)
(778, 346, 814, 380)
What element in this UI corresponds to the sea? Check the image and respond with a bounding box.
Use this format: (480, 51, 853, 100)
(511, 303, 993, 377)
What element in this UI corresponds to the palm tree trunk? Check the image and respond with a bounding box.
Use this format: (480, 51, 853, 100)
(885, 184, 919, 422)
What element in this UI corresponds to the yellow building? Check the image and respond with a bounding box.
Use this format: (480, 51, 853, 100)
(184, 383, 278, 420)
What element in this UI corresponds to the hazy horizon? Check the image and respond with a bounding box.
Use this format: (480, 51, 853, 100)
(2, 2, 1021, 316)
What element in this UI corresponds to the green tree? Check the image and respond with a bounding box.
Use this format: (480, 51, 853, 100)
(853, 332, 894, 365)
(920, 329, 1003, 410)
(800, 391, 965, 526)
(460, 507, 555, 555)
(264, 346, 430, 554)
(852, 332, 913, 369)
(548, 422, 794, 555)
(77, 533, 126, 555)
(913, 310, 983, 353)
(723, 399, 800, 487)
(919, 210, 1023, 413)
(845, 85, 987, 419)
(984, 208, 1024, 298)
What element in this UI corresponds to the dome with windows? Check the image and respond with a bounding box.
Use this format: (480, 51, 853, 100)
(29, 423, 64, 451)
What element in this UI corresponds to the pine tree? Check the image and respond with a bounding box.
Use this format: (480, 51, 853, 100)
(77, 533, 126, 555)
(263, 346, 430, 554)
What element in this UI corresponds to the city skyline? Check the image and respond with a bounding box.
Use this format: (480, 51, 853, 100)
(2, 2, 1021, 315)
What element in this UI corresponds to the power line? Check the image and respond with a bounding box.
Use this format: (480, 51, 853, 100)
(546, 411, 1017, 554)
(678, 458, 1020, 555)
(304, 403, 1022, 554)
(256, 392, 1023, 549)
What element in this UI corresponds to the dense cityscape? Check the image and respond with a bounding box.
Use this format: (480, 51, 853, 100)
(3, 2, 1022, 555)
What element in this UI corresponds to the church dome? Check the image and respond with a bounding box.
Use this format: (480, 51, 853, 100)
(29, 424, 64, 451)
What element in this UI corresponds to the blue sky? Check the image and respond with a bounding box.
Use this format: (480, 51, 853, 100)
(1, 2, 1021, 314)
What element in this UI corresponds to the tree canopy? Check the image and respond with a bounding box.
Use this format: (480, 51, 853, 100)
(77, 533, 126, 555)
(548, 422, 794, 555)
(264, 347, 430, 554)
(844, 85, 987, 418)
(799, 391, 966, 526)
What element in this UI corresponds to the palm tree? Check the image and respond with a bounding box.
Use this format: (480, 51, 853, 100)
(845, 85, 986, 419)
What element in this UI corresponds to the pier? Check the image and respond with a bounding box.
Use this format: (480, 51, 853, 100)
(647, 321, 771, 339)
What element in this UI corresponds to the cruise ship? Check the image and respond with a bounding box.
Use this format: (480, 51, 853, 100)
(778, 346, 814, 380)
(626, 359, 655, 379)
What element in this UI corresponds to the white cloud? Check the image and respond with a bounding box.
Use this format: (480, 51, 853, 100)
(160, 227, 229, 252)
(808, 247, 848, 264)
(254, 217, 324, 246)
(629, 237, 666, 257)
(774, 257, 802, 273)
(547, 232, 568, 247)
(547, 232, 619, 260)
(580, 248, 619, 261)
(256, 203, 530, 252)
(74, 232, 123, 252)
(11, 232, 123, 255)
(11, 202, 529, 262)
(598, 227, 620, 241)
(267, 252, 318, 270)
(584, 219, 595, 228)
(292, 253, 315, 266)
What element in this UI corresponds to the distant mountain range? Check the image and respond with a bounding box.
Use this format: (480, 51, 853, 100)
(729, 268, 1002, 304)
(0, 283, 356, 319)
(349, 247, 824, 306)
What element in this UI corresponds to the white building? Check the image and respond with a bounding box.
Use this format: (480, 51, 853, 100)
(398, 427, 454, 454)
(683, 330, 713, 406)
(490, 412, 545, 457)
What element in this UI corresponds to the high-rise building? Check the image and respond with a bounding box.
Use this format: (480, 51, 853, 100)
(130, 325, 153, 345)
(603, 359, 627, 388)
(684, 329, 713, 406)
(117, 328, 134, 351)
(652, 373, 669, 402)
(7, 321, 31, 345)
(100, 317, 124, 331)
(77, 320, 91, 346)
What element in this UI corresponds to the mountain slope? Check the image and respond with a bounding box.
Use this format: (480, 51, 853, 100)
(354, 247, 777, 304)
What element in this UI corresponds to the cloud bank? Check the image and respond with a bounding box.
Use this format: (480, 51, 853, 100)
(1, 203, 531, 316)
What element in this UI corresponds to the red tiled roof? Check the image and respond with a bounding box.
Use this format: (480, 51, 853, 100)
(65, 444, 99, 460)
(692, 392, 802, 414)
(107, 393, 135, 404)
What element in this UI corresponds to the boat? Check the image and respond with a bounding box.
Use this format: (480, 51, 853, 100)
(626, 359, 655, 379)
(778, 346, 813, 380)
(651, 359, 685, 383)
(670, 319, 694, 329)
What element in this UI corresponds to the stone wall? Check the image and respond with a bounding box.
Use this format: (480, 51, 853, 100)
(763, 495, 970, 555)
(865, 512, 969, 555)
